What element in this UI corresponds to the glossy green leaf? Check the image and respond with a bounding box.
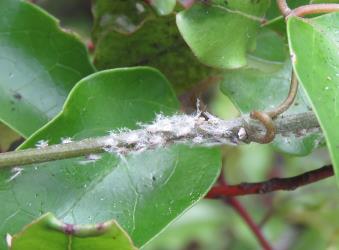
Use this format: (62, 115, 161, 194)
(10, 213, 136, 250)
(0, 67, 221, 249)
(149, 0, 176, 15)
(176, 0, 270, 69)
(287, 14, 339, 179)
(221, 29, 323, 155)
(0, 0, 95, 138)
(92, 0, 211, 93)
(248, 28, 286, 63)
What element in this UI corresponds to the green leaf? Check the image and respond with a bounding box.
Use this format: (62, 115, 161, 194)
(10, 213, 136, 250)
(92, 0, 211, 93)
(221, 29, 323, 155)
(248, 28, 286, 63)
(148, 0, 176, 15)
(176, 0, 270, 69)
(287, 14, 339, 179)
(0, 67, 221, 249)
(0, 0, 95, 137)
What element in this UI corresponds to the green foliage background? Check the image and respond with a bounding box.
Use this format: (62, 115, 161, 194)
(0, 0, 338, 249)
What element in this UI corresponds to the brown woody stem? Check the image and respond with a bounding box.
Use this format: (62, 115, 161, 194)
(206, 165, 333, 197)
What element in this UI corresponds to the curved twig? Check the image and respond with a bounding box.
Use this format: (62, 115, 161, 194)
(249, 70, 298, 144)
(250, 111, 276, 144)
(267, 71, 299, 118)
(276, 0, 291, 17)
(276, 0, 339, 18)
(289, 4, 339, 17)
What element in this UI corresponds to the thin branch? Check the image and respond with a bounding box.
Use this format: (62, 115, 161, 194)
(0, 111, 320, 168)
(249, 111, 276, 144)
(290, 4, 339, 17)
(218, 172, 273, 250)
(276, 0, 291, 17)
(249, 70, 299, 144)
(206, 165, 333, 198)
(276, 0, 339, 18)
(209, 165, 333, 247)
(267, 71, 298, 118)
(225, 197, 273, 250)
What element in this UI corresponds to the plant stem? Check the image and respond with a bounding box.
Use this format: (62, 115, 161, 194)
(249, 111, 276, 144)
(218, 171, 273, 250)
(267, 71, 298, 118)
(276, 0, 339, 18)
(249, 71, 299, 144)
(0, 137, 109, 168)
(0, 111, 320, 168)
(206, 165, 333, 197)
(290, 4, 339, 17)
(210, 165, 333, 248)
(225, 197, 273, 250)
(276, 0, 291, 16)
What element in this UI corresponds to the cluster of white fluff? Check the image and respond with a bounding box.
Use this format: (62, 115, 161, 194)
(102, 111, 241, 156)
(61, 137, 73, 144)
(78, 154, 102, 165)
(35, 140, 49, 148)
(24, 107, 319, 166)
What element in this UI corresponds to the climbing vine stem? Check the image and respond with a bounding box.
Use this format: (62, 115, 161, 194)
(249, 70, 299, 144)
(267, 71, 299, 119)
(290, 4, 339, 17)
(0, 111, 320, 168)
(276, 0, 291, 16)
(250, 0, 339, 144)
(277, 0, 339, 18)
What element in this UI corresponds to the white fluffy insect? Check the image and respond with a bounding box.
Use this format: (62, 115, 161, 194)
(6, 234, 12, 248)
(35, 140, 48, 149)
(7, 167, 24, 182)
(238, 127, 247, 140)
(61, 137, 73, 144)
(78, 154, 102, 165)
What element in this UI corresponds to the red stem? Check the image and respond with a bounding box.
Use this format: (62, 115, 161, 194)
(218, 173, 273, 250)
(224, 197, 273, 250)
(207, 165, 333, 198)
(208, 165, 333, 248)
